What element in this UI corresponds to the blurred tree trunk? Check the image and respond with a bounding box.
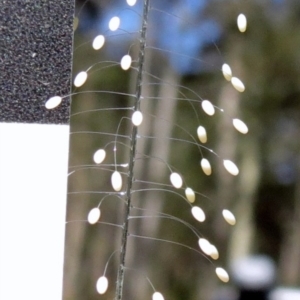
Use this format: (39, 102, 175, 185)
(126, 59, 180, 298)
(214, 50, 261, 267)
(278, 162, 300, 286)
(229, 133, 260, 261)
(63, 129, 100, 299)
(63, 180, 89, 300)
(214, 78, 240, 254)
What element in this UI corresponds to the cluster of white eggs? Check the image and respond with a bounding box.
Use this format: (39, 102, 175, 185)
(45, 2, 249, 296)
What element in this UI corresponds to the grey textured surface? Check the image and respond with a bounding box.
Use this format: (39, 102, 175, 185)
(0, 0, 74, 124)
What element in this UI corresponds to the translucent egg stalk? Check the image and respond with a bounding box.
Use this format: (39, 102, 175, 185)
(114, 115, 130, 171)
(115, 1, 151, 299)
(96, 249, 120, 295)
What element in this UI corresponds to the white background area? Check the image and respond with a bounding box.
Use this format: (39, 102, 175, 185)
(0, 123, 69, 300)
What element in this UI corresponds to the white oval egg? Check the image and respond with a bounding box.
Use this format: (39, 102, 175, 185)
(88, 207, 101, 224)
(222, 209, 236, 225)
(237, 14, 247, 33)
(45, 96, 62, 109)
(74, 71, 88, 87)
(222, 63, 232, 81)
(109, 16, 120, 31)
(233, 119, 248, 134)
(131, 111, 143, 126)
(231, 77, 245, 92)
(152, 292, 164, 300)
(223, 160, 239, 176)
(126, 0, 137, 6)
(198, 238, 212, 255)
(121, 54, 132, 70)
(93, 35, 105, 50)
(201, 100, 215, 116)
(201, 158, 212, 176)
(111, 171, 122, 191)
(197, 126, 207, 143)
(96, 276, 108, 294)
(170, 172, 183, 189)
(185, 187, 195, 203)
(216, 267, 230, 283)
(93, 149, 106, 164)
(191, 206, 206, 222)
(210, 245, 219, 260)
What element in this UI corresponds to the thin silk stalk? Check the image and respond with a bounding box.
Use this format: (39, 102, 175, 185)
(114, 0, 150, 299)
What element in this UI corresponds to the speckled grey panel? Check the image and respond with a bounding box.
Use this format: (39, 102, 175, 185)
(0, 0, 74, 124)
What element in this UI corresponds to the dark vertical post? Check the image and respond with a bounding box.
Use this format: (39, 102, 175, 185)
(115, 0, 151, 299)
